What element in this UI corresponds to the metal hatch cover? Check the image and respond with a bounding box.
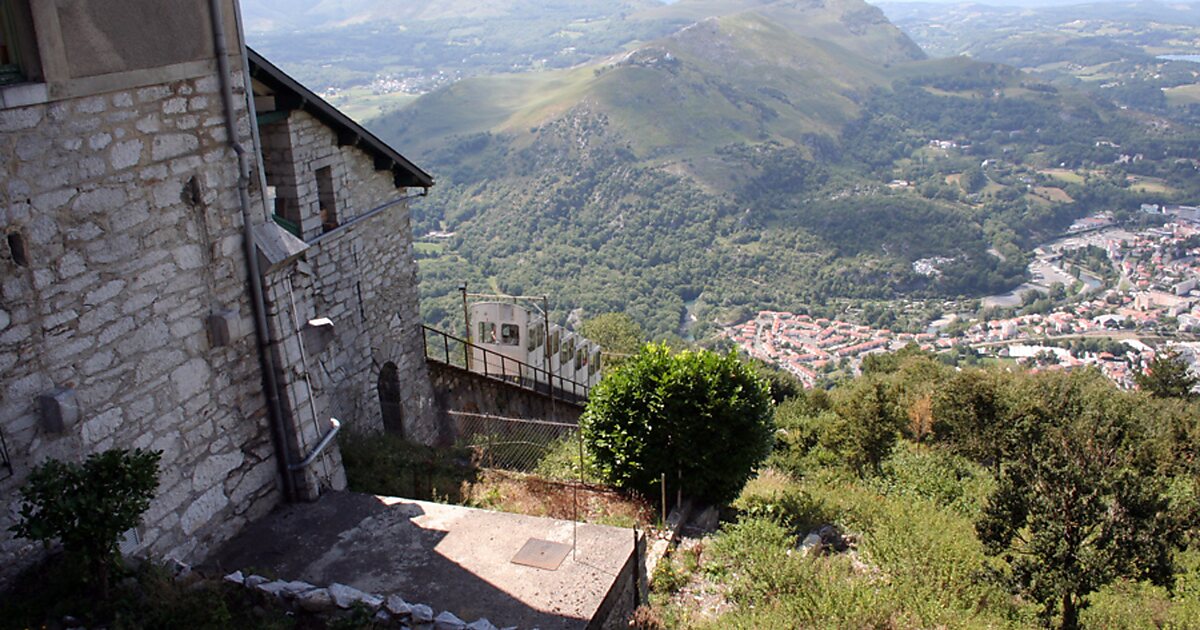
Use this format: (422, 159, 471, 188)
(511, 538, 571, 571)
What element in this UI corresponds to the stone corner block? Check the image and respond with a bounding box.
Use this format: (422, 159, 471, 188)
(38, 386, 79, 433)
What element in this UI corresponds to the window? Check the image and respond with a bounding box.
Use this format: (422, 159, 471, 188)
(478, 322, 497, 344)
(500, 324, 520, 346)
(315, 166, 338, 232)
(575, 348, 584, 371)
(526, 324, 543, 352)
(550, 330, 560, 356)
(272, 196, 302, 238)
(0, 1, 39, 86)
(590, 350, 601, 375)
(562, 338, 574, 363)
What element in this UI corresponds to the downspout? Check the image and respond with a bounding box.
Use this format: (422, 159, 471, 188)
(208, 0, 297, 502)
(230, 0, 272, 221)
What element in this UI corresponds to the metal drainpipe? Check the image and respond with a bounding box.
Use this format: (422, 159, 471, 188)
(209, 0, 297, 502)
(230, 0, 272, 221)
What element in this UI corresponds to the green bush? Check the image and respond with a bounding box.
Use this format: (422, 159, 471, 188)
(11, 448, 161, 598)
(581, 343, 773, 504)
(732, 473, 823, 534)
(768, 397, 838, 476)
(872, 443, 994, 516)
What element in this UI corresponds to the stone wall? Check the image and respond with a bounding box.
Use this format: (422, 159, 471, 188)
(0, 0, 439, 587)
(594, 533, 643, 630)
(0, 64, 283, 583)
(258, 109, 437, 497)
(427, 362, 584, 440)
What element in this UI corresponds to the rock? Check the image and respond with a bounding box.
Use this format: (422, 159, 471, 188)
(412, 603, 435, 623)
(434, 611, 466, 629)
(386, 594, 414, 618)
(374, 610, 393, 624)
(816, 524, 848, 552)
(280, 580, 317, 599)
(168, 558, 192, 578)
(467, 619, 499, 630)
(256, 580, 291, 597)
(798, 532, 823, 556)
(222, 570, 244, 585)
(295, 587, 335, 613)
(360, 592, 385, 609)
(329, 582, 377, 609)
(244, 574, 269, 589)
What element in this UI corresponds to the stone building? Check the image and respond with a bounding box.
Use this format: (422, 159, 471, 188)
(0, 0, 436, 585)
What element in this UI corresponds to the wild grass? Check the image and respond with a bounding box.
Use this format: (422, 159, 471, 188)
(338, 430, 653, 528)
(651, 442, 1200, 628)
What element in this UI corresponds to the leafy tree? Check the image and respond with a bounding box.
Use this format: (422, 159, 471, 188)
(749, 358, 804, 404)
(828, 376, 902, 476)
(960, 165, 987, 194)
(975, 372, 1185, 629)
(861, 342, 935, 376)
(932, 369, 1010, 471)
(579, 312, 645, 364)
(581, 343, 773, 504)
(1135, 348, 1198, 400)
(11, 449, 162, 599)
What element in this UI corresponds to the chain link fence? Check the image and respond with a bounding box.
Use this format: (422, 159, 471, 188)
(449, 411, 582, 478)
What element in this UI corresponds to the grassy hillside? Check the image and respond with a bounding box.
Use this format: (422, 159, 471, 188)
(366, 0, 1200, 338)
(380, 11, 893, 169)
(635, 0, 926, 64)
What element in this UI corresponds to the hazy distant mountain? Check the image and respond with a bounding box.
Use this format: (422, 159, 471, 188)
(380, 7, 917, 164)
(240, 0, 666, 32)
(880, 0, 1200, 114)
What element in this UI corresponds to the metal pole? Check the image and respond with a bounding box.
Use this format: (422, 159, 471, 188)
(460, 283, 471, 369)
(661, 473, 667, 526)
(544, 295, 553, 402)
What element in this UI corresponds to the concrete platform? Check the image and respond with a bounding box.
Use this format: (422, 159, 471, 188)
(211, 492, 638, 629)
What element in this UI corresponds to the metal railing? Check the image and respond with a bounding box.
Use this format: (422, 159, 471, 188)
(422, 325, 590, 402)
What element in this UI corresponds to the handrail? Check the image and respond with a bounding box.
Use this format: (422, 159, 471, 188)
(422, 325, 590, 401)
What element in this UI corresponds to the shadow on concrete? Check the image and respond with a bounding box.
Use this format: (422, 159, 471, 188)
(211, 492, 632, 629)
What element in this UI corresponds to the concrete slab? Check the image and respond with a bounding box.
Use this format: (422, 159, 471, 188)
(211, 492, 637, 629)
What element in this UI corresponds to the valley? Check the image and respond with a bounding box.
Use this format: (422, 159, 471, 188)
(243, 0, 1200, 356)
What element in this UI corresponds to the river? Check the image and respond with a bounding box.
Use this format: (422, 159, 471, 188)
(1158, 54, 1200, 64)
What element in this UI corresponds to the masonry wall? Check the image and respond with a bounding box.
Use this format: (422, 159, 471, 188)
(428, 362, 585, 436)
(0, 60, 283, 583)
(258, 110, 438, 498)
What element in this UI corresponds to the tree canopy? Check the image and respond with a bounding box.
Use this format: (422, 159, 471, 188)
(975, 371, 1186, 629)
(1135, 348, 1198, 400)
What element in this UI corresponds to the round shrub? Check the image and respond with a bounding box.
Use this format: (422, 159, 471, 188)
(581, 342, 773, 504)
